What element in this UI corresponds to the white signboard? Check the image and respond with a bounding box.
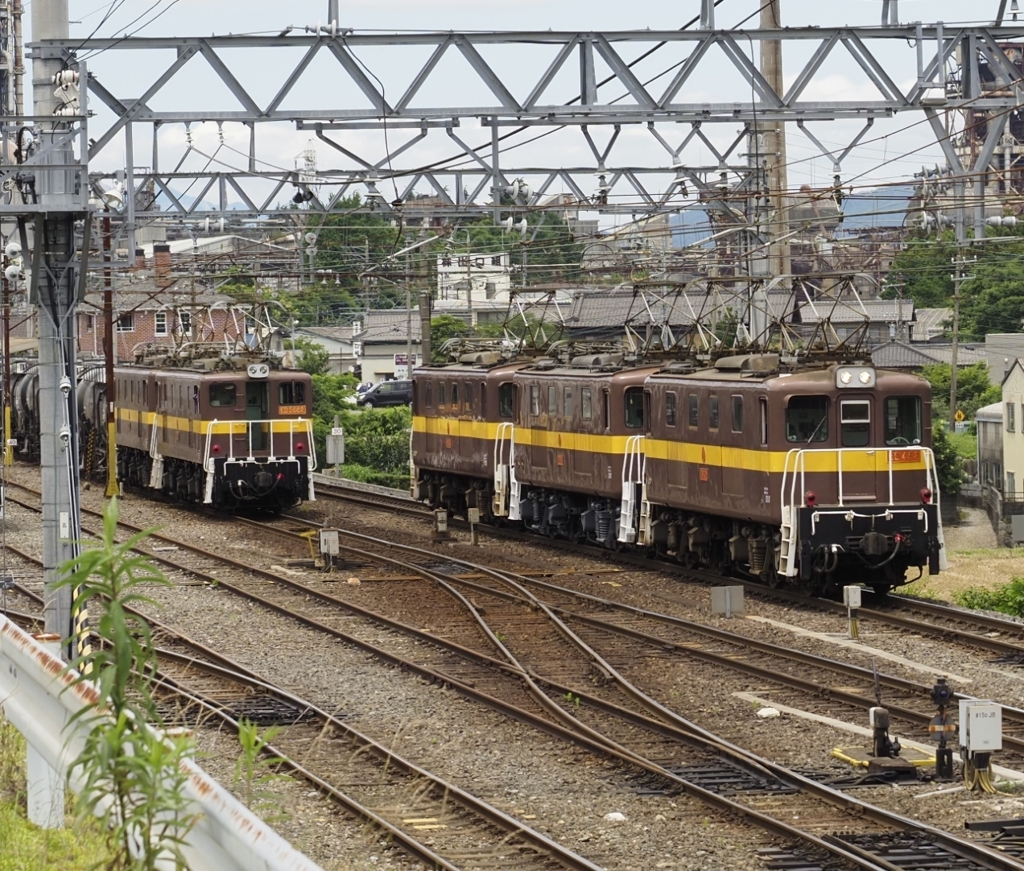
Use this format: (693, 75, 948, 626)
(394, 354, 418, 379)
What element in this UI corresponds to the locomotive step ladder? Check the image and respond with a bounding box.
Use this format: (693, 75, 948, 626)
(492, 422, 515, 517)
(619, 435, 645, 545)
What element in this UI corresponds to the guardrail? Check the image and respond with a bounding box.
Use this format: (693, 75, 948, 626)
(0, 615, 324, 871)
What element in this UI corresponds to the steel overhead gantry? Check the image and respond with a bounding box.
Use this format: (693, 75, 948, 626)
(31, 20, 1024, 234)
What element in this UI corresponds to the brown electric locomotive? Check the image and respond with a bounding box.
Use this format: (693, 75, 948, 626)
(114, 355, 316, 511)
(412, 350, 944, 593)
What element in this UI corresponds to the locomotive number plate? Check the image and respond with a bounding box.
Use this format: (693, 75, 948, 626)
(279, 405, 307, 415)
(699, 467, 709, 482)
(892, 450, 921, 463)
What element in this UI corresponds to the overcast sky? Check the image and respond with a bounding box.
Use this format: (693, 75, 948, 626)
(32, 1, 1021, 223)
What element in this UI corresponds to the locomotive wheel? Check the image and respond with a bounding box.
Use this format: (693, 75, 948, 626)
(764, 566, 783, 589)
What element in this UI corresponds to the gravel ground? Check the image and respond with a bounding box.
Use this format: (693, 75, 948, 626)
(4, 465, 1024, 869)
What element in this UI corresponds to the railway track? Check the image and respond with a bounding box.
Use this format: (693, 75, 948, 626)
(12, 483, 1024, 871)
(6, 482, 1023, 869)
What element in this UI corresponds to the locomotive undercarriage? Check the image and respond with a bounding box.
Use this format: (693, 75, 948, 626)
(419, 471, 497, 521)
(117, 446, 305, 512)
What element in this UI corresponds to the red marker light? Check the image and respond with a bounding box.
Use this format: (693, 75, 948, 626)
(920, 488, 932, 504)
(894, 533, 903, 543)
(295, 442, 305, 451)
(805, 491, 817, 507)
(276, 473, 285, 481)
(212, 444, 221, 453)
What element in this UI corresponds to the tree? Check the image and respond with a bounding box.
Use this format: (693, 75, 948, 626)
(920, 361, 1000, 422)
(430, 314, 471, 361)
(290, 336, 331, 376)
(886, 233, 956, 310)
(931, 424, 966, 498)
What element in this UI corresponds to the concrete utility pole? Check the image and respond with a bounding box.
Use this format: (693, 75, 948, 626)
(760, 0, 791, 283)
(33, 0, 86, 653)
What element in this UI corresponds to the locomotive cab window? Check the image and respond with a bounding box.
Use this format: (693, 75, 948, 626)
(279, 382, 306, 405)
(731, 395, 743, 433)
(548, 385, 557, 416)
(709, 395, 719, 430)
(498, 383, 513, 418)
(438, 383, 446, 407)
(581, 388, 593, 421)
(624, 387, 644, 429)
(786, 396, 829, 443)
(210, 383, 237, 407)
(563, 388, 573, 418)
(885, 396, 922, 445)
(840, 400, 871, 447)
(688, 394, 699, 428)
(451, 383, 459, 407)
(530, 384, 540, 416)
(425, 381, 433, 408)
(463, 382, 472, 413)
(665, 392, 677, 427)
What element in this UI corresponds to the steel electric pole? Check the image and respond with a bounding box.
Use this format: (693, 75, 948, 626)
(760, 0, 791, 284)
(32, 0, 87, 653)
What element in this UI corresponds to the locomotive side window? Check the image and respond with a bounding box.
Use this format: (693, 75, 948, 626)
(603, 389, 610, 430)
(479, 384, 486, 417)
(530, 384, 540, 416)
(786, 396, 829, 443)
(731, 395, 743, 433)
(688, 394, 698, 428)
(624, 387, 644, 429)
(709, 395, 719, 430)
(581, 388, 593, 421)
(884, 396, 921, 445)
(665, 392, 677, 426)
(840, 400, 871, 447)
(759, 397, 769, 446)
(279, 382, 306, 405)
(563, 388, 573, 418)
(498, 383, 514, 418)
(548, 385, 557, 416)
(210, 383, 237, 407)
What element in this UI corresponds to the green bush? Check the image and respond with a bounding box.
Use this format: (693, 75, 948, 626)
(339, 463, 410, 490)
(954, 576, 1024, 616)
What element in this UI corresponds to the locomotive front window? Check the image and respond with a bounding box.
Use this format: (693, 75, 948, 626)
(885, 396, 922, 445)
(581, 388, 593, 421)
(210, 383, 237, 407)
(548, 385, 557, 416)
(530, 384, 540, 416)
(624, 387, 644, 429)
(786, 396, 829, 443)
(463, 382, 472, 413)
(665, 392, 677, 427)
(840, 400, 871, 447)
(499, 383, 513, 418)
(451, 383, 459, 406)
(709, 395, 719, 430)
(688, 394, 699, 428)
(563, 388, 573, 418)
(731, 395, 743, 433)
(439, 383, 446, 407)
(425, 381, 433, 407)
(279, 382, 306, 405)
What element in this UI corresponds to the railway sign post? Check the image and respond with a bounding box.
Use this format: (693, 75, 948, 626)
(327, 415, 344, 475)
(468, 507, 480, 546)
(843, 586, 862, 640)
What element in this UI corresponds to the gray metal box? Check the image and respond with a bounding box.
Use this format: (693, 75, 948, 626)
(1012, 514, 1024, 544)
(711, 585, 744, 617)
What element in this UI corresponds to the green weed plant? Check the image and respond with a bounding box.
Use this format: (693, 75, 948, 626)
(954, 576, 1024, 617)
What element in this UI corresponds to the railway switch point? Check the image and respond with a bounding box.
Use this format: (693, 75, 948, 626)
(433, 509, 451, 541)
(319, 529, 341, 573)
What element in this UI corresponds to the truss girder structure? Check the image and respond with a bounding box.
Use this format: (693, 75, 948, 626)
(31, 23, 1024, 221)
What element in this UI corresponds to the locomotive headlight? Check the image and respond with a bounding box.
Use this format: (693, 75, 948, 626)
(836, 367, 875, 388)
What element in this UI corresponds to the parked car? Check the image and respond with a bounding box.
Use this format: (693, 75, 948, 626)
(356, 380, 413, 408)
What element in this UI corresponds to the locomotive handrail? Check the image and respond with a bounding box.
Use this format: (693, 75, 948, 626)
(781, 445, 939, 512)
(203, 418, 317, 470)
